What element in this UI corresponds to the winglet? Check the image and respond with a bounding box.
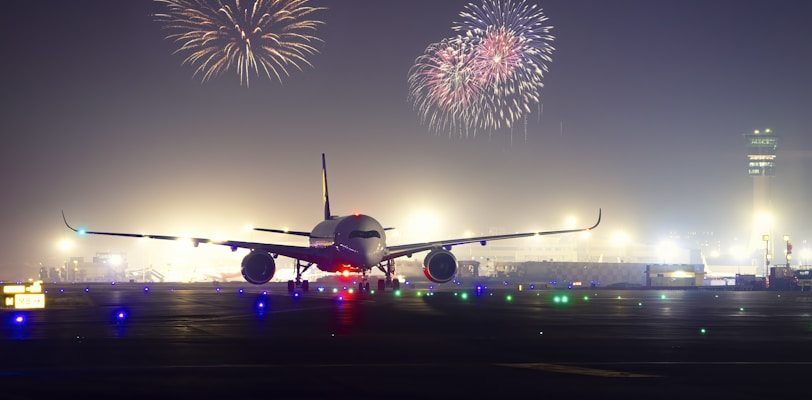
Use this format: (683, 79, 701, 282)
(589, 208, 602, 230)
(62, 210, 79, 233)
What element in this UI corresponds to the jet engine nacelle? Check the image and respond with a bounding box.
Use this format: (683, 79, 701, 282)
(423, 249, 457, 283)
(241, 251, 276, 285)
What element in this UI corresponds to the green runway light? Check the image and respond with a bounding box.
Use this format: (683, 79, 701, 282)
(394, 290, 402, 297)
(370, 290, 375, 294)
(332, 288, 338, 293)
(617, 296, 622, 299)
(660, 294, 667, 299)
(700, 328, 707, 335)
(638, 302, 643, 307)
(506, 295, 513, 302)
(416, 291, 422, 297)
(583, 295, 589, 301)
(553, 295, 569, 304)
(740, 307, 745, 312)
(461, 292, 468, 300)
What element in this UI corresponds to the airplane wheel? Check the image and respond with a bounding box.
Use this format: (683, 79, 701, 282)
(359, 282, 365, 292)
(378, 279, 385, 292)
(393, 279, 400, 290)
(364, 282, 370, 292)
(302, 280, 309, 292)
(287, 280, 295, 293)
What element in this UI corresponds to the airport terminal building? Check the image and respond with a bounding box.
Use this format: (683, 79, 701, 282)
(454, 260, 704, 288)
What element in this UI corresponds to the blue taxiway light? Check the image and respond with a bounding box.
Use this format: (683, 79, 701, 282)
(11, 313, 27, 326)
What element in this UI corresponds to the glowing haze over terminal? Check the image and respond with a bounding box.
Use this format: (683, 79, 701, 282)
(1, 0, 811, 280)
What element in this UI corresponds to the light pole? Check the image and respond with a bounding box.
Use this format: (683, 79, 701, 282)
(762, 235, 770, 277)
(783, 235, 790, 268)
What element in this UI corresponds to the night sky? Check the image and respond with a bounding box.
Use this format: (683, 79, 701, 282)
(2, 0, 811, 279)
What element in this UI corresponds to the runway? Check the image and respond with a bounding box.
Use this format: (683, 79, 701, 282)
(2, 281, 811, 399)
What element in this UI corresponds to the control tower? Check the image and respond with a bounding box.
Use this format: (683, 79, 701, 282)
(744, 128, 778, 272)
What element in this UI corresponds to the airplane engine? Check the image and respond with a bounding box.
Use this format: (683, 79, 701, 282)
(423, 249, 457, 283)
(241, 251, 276, 285)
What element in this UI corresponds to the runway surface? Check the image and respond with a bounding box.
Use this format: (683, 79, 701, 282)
(2, 281, 811, 399)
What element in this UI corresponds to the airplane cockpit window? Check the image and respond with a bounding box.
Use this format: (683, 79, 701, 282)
(349, 230, 381, 239)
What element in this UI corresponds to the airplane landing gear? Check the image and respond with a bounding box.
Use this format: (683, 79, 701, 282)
(359, 269, 371, 292)
(375, 260, 400, 291)
(288, 260, 313, 293)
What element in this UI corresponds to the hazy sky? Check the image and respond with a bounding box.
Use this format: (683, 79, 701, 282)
(2, 0, 810, 278)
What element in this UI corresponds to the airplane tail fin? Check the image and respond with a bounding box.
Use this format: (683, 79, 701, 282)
(322, 153, 331, 220)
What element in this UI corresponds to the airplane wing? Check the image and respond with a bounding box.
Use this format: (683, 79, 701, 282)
(384, 209, 601, 260)
(62, 211, 321, 263)
(253, 227, 311, 236)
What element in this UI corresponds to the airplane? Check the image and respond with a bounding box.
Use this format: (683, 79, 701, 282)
(63, 154, 601, 292)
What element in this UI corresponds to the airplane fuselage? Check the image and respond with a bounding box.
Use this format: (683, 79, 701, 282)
(309, 214, 387, 272)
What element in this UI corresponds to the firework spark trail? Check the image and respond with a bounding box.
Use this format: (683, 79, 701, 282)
(409, 0, 554, 136)
(455, 0, 555, 130)
(408, 37, 490, 137)
(154, 0, 325, 87)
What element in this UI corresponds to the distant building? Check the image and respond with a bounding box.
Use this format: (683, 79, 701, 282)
(452, 260, 704, 288)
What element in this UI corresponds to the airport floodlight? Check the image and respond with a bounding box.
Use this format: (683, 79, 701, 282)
(57, 238, 74, 252)
(611, 231, 629, 247)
